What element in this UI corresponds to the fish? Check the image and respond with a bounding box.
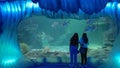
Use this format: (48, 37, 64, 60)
(62, 20, 70, 26)
(84, 24, 96, 32)
(51, 21, 59, 28)
(86, 19, 94, 24)
(51, 20, 70, 28)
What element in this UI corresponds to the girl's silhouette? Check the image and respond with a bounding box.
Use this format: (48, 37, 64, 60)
(79, 33, 89, 67)
(69, 33, 79, 68)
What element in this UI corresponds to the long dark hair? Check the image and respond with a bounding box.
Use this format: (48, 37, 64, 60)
(70, 33, 79, 45)
(82, 33, 88, 44)
(73, 33, 78, 41)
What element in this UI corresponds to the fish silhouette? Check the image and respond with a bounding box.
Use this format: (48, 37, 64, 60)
(84, 25, 96, 32)
(86, 19, 94, 24)
(62, 20, 70, 26)
(51, 21, 59, 28)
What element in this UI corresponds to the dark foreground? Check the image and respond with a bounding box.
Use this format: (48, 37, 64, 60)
(29, 62, 95, 68)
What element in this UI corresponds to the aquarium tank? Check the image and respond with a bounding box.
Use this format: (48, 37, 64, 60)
(0, 0, 120, 68)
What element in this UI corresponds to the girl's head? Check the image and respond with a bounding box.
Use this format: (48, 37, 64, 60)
(71, 33, 79, 40)
(82, 33, 88, 43)
(74, 33, 78, 37)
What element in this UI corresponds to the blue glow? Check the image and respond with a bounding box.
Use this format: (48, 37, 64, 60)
(115, 55, 120, 63)
(6, 2, 11, 22)
(16, 1, 22, 22)
(33, 2, 39, 8)
(32, 2, 42, 14)
(2, 2, 7, 22)
(117, 3, 120, 8)
(103, 2, 112, 15)
(26, 1, 34, 8)
(0, 2, 26, 68)
(13, 2, 18, 23)
(25, 1, 34, 18)
(20, 1, 26, 20)
(106, 2, 112, 7)
(111, 2, 117, 17)
(117, 3, 120, 20)
(7, 3, 10, 12)
(0, 1, 120, 68)
(3, 59, 16, 65)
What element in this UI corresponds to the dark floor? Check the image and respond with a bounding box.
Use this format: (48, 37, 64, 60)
(29, 62, 95, 68)
(32, 63, 69, 68)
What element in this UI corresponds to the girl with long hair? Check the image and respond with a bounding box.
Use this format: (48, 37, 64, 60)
(79, 33, 89, 67)
(69, 33, 79, 68)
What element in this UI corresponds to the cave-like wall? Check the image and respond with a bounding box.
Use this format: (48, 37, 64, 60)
(0, 0, 120, 68)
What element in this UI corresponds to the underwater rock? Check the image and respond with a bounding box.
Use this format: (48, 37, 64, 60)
(103, 28, 116, 47)
(102, 18, 116, 47)
(25, 46, 112, 63)
(20, 43, 30, 54)
(104, 41, 113, 47)
(41, 47, 50, 54)
(25, 49, 43, 59)
(88, 46, 112, 62)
